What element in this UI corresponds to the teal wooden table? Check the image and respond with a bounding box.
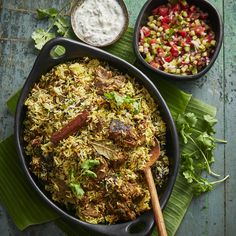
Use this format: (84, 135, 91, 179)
(0, 0, 235, 235)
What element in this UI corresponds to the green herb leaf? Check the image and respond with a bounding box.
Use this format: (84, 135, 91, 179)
(81, 160, 100, 170)
(104, 92, 114, 100)
(191, 178, 213, 195)
(84, 170, 97, 178)
(181, 152, 195, 171)
(63, 27, 77, 39)
(185, 112, 198, 127)
(177, 111, 228, 195)
(132, 101, 140, 114)
(176, 112, 197, 144)
(113, 92, 124, 106)
(182, 170, 194, 184)
(203, 115, 217, 134)
(196, 132, 215, 164)
(69, 168, 75, 181)
(104, 92, 140, 114)
(69, 183, 84, 197)
(31, 28, 56, 50)
(196, 132, 215, 151)
(53, 16, 70, 35)
(36, 8, 59, 19)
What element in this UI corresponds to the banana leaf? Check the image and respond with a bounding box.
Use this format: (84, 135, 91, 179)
(0, 136, 59, 230)
(0, 27, 216, 235)
(106, 27, 137, 64)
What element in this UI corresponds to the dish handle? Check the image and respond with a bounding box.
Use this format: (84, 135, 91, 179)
(34, 37, 106, 67)
(84, 211, 155, 236)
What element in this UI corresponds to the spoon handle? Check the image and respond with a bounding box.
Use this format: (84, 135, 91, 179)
(144, 167, 168, 236)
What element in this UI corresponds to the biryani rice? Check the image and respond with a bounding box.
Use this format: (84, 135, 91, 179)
(23, 58, 169, 224)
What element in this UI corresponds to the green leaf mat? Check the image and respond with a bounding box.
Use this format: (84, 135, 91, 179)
(0, 28, 216, 235)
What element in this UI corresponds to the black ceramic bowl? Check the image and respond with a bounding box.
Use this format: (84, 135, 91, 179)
(133, 0, 223, 81)
(15, 38, 179, 236)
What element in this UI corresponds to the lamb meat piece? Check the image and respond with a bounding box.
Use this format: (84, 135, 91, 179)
(106, 199, 136, 221)
(114, 203, 136, 221)
(110, 152, 127, 169)
(95, 157, 109, 179)
(95, 66, 113, 79)
(79, 203, 103, 218)
(109, 119, 130, 140)
(112, 75, 126, 86)
(109, 119, 138, 148)
(94, 67, 125, 94)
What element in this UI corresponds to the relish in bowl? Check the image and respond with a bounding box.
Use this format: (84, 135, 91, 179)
(134, 0, 223, 81)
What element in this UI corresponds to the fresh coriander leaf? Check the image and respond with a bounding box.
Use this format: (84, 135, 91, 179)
(176, 112, 197, 144)
(180, 125, 189, 144)
(177, 111, 228, 195)
(84, 170, 97, 178)
(63, 27, 77, 39)
(81, 160, 100, 170)
(182, 170, 194, 183)
(69, 168, 75, 180)
(123, 95, 135, 104)
(36, 8, 58, 20)
(185, 112, 197, 127)
(105, 92, 140, 114)
(188, 134, 219, 176)
(196, 132, 215, 153)
(104, 92, 115, 100)
(176, 117, 190, 144)
(181, 152, 195, 171)
(31, 28, 56, 50)
(132, 101, 140, 114)
(196, 132, 216, 164)
(113, 92, 124, 106)
(69, 183, 84, 197)
(191, 178, 213, 195)
(53, 16, 70, 35)
(203, 115, 217, 134)
(195, 160, 208, 171)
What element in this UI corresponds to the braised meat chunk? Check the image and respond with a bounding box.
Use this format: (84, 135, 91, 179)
(94, 66, 125, 94)
(109, 119, 139, 148)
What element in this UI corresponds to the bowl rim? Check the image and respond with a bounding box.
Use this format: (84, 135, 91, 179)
(71, 0, 129, 48)
(133, 0, 224, 81)
(14, 37, 180, 235)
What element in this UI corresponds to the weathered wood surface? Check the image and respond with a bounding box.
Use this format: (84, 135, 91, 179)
(0, 0, 235, 235)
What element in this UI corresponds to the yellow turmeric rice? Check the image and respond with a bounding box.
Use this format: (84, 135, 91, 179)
(23, 58, 169, 224)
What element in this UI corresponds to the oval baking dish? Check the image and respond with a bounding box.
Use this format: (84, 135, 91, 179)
(14, 37, 179, 236)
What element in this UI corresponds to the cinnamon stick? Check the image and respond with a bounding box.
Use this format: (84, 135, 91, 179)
(51, 110, 89, 144)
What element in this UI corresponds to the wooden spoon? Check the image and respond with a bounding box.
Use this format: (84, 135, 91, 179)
(143, 138, 168, 236)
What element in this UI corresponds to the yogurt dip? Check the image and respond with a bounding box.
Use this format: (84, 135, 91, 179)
(71, 0, 127, 47)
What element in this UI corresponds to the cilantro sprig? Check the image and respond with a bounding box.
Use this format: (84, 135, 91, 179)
(176, 112, 229, 195)
(32, 4, 75, 50)
(68, 159, 100, 198)
(104, 91, 141, 114)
